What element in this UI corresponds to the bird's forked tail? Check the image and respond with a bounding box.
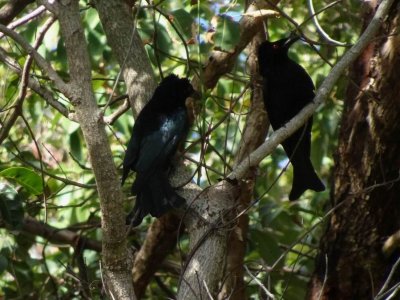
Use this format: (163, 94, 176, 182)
(289, 160, 325, 201)
(127, 172, 185, 226)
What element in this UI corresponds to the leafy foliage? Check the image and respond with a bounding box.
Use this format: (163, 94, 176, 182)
(0, 0, 361, 298)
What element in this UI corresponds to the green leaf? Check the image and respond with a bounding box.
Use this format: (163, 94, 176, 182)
(170, 8, 194, 40)
(251, 229, 282, 266)
(0, 167, 43, 195)
(0, 183, 24, 229)
(214, 14, 240, 52)
(70, 130, 82, 161)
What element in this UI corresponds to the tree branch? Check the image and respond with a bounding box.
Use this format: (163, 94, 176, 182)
(0, 47, 70, 119)
(94, 0, 156, 116)
(219, 14, 269, 298)
(0, 24, 71, 97)
(192, 3, 279, 90)
(0, 16, 57, 145)
(0, 5, 46, 38)
(0, 216, 102, 252)
(0, 0, 34, 25)
(228, 0, 395, 181)
(132, 213, 183, 298)
(53, 1, 135, 298)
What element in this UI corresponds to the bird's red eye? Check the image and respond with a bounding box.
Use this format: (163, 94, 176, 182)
(273, 44, 279, 49)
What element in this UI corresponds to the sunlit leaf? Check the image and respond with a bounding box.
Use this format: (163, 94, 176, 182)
(0, 167, 43, 195)
(170, 8, 195, 41)
(214, 14, 240, 51)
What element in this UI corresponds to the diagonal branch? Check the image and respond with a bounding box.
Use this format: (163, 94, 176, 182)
(0, 0, 35, 25)
(0, 216, 102, 252)
(0, 5, 46, 38)
(0, 24, 71, 97)
(228, 0, 395, 181)
(0, 16, 57, 146)
(192, 5, 279, 90)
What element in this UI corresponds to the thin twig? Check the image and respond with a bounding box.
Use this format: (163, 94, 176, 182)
(306, 0, 350, 46)
(0, 5, 46, 39)
(244, 265, 275, 299)
(376, 256, 400, 299)
(0, 23, 71, 97)
(20, 114, 47, 221)
(317, 254, 329, 300)
(9, 139, 95, 189)
(202, 279, 214, 300)
(0, 47, 70, 118)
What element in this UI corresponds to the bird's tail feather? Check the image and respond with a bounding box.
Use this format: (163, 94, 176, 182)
(289, 160, 325, 201)
(127, 173, 185, 226)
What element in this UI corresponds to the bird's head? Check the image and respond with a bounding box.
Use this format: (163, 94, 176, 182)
(154, 74, 198, 107)
(258, 34, 301, 74)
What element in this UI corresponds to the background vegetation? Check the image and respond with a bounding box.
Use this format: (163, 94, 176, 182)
(0, 0, 381, 299)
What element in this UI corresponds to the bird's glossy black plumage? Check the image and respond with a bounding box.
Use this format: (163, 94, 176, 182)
(258, 36, 325, 200)
(122, 74, 195, 226)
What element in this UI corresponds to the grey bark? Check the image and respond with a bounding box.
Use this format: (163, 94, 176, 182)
(94, 0, 156, 115)
(55, 1, 135, 299)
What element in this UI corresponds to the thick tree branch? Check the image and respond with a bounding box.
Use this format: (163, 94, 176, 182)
(175, 177, 239, 300)
(53, 1, 135, 299)
(0, 217, 102, 252)
(228, 0, 395, 182)
(132, 213, 182, 298)
(94, 0, 156, 116)
(192, 4, 279, 90)
(219, 23, 269, 300)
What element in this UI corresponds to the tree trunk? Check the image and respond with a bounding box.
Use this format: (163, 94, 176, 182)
(308, 1, 400, 299)
(55, 2, 135, 298)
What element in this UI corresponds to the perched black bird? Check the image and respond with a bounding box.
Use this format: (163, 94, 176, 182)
(258, 35, 325, 200)
(122, 74, 195, 226)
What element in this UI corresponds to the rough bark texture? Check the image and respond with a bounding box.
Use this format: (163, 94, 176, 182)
(218, 29, 269, 300)
(93, 0, 156, 115)
(132, 213, 182, 298)
(177, 179, 239, 300)
(56, 2, 135, 299)
(308, 2, 400, 299)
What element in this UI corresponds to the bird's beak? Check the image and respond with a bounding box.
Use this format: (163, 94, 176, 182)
(284, 34, 301, 48)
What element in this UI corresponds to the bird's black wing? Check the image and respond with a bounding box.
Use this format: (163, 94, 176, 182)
(122, 111, 145, 184)
(131, 107, 188, 192)
(264, 61, 315, 128)
(289, 61, 315, 107)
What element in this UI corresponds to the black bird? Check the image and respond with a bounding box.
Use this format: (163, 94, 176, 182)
(122, 74, 195, 226)
(258, 35, 325, 200)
